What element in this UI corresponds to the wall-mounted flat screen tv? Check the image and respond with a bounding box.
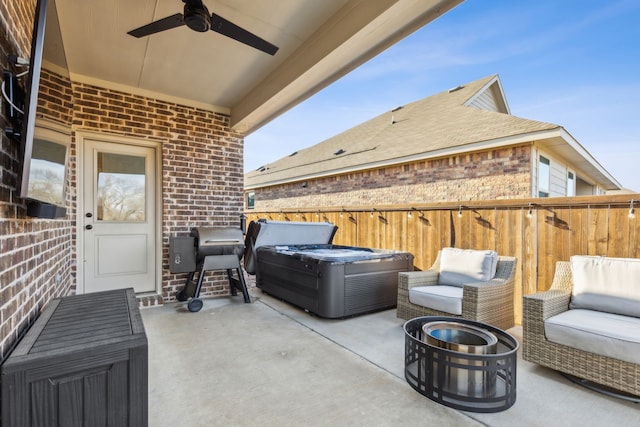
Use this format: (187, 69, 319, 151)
(5, 0, 70, 218)
(17, 0, 48, 199)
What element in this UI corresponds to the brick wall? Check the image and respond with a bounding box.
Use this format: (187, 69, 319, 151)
(0, 0, 74, 362)
(251, 146, 533, 210)
(0, 220, 74, 358)
(72, 82, 245, 301)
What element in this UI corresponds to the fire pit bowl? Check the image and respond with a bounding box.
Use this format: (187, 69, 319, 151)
(422, 321, 498, 398)
(404, 316, 518, 413)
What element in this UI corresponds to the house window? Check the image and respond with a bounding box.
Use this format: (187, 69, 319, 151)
(247, 192, 255, 209)
(538, 155, 550, 197)
(567, 171, 575, 196)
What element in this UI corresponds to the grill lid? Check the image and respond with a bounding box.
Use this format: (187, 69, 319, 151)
(191, 227, 244, 261)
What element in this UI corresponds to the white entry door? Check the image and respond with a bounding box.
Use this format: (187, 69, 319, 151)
(82, 138, 157, 294)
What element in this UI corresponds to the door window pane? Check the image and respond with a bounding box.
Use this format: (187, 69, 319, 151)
(96, 152, 146, 221)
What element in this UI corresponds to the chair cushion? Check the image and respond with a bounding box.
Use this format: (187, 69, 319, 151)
(438, 248, 498, 287)
(545, 309, 640, 364)
(408, 285, 463, 315)
(569, 255, 640, 317)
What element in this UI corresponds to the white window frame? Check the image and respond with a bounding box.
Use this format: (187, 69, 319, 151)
(567, 170, 575, 197)
(538, 155, 550, 197)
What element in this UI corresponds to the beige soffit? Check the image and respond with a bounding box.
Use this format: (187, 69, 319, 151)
(534, 128, 621, 190)
(54, 0, 464, 134)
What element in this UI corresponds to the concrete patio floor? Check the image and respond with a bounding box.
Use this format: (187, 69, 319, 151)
(141, 289, 638, 426)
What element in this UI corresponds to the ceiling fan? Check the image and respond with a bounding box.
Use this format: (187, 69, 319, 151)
(127, 0, 279, 56)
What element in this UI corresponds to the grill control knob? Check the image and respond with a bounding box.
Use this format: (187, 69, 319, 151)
(85, 225, 93, 230)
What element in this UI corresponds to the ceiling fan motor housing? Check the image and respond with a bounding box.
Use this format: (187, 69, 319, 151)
(184, 3, 211, 32)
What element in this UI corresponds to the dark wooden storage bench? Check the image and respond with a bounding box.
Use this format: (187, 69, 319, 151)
(1, 288, 148, 427)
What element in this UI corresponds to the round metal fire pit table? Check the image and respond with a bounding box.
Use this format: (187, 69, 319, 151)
(404, 316, 519, 413)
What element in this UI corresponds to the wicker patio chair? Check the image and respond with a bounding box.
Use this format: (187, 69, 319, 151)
(522, 261, 640, 397)
(396, 250, 517, 331)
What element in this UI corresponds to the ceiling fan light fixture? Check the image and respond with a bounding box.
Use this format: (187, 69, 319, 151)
(184, 3, 211, 32)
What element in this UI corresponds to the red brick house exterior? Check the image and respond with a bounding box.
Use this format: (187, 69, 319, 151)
(251, 146, 533, 208)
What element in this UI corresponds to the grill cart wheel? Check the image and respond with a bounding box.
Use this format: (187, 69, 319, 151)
(188, 298, 203, 312)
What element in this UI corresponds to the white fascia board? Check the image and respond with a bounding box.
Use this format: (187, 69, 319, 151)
(245, 130, 543, 189)
(551, 128, 622, 188)
(232, 0, 464, 135)
(247, 127, 617, 192)
(247, 128, 626, 191)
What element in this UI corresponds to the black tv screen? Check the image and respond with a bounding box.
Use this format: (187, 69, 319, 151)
(10, 0, 69, 218)
(17, 0, 48, 200)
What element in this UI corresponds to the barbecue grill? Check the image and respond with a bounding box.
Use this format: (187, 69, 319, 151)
(173, 226, 250, 312)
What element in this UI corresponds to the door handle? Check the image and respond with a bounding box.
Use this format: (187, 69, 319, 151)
(85, 224, 93, 230)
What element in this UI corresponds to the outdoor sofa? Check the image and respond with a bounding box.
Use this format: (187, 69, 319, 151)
(523, 255, 640, 397)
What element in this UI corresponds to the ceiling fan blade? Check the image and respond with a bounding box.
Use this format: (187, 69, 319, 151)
(128, 13, 185, 38)
(210, 13, 278, 56)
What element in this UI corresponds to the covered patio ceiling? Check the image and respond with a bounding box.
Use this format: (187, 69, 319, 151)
(52, 0, 463, 134)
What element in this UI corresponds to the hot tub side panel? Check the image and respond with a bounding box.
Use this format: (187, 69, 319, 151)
(256, 251, 324, 314)
(256, 249, 414, 318)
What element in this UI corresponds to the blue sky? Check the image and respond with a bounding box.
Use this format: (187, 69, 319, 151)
(244, 0, 640, 192)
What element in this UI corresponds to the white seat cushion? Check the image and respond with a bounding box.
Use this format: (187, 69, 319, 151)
(545, 309, 640, 364)
(569, 255, 640, 317)
(408, 285, 463, 315)
(438, 248, 498, 287)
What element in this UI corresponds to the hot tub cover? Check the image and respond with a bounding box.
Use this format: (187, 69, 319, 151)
(269, 244, 408, 262)
(243, 220, 337, 274)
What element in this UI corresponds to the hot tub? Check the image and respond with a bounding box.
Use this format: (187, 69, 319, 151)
(244, 220, 414, 318)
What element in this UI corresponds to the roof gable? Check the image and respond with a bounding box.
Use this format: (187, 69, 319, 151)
(464, 76, 510, 113)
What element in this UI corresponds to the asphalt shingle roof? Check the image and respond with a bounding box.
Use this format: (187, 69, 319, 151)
(245, 75, 560, 188)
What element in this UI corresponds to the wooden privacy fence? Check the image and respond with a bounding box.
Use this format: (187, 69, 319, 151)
(245, 194, 639, 324)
